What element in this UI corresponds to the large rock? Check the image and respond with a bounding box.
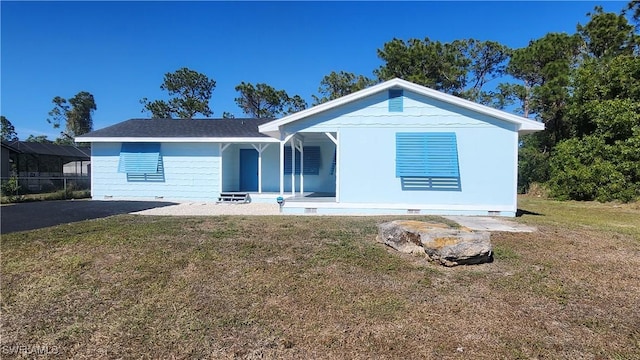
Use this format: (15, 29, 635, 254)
(377, 220, 492, 266)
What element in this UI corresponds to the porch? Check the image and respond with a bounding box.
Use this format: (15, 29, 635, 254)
(219, 132, 338, 198)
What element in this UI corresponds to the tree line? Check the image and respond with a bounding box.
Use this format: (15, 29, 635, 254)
(2, 1, 638, 201)
(2, 92, 97, 145)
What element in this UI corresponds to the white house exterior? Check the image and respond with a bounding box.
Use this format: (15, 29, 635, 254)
(77, 78, 544, 216)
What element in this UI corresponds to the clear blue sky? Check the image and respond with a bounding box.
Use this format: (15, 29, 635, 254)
(1, 1, 628, 140)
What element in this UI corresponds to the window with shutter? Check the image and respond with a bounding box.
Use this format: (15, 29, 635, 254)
(395, 133, 461, 191)
(118, 143, 165, 182)
(284, 146, 321, 175)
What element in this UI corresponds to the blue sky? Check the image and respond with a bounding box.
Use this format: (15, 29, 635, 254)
(0, 1, 628, 140)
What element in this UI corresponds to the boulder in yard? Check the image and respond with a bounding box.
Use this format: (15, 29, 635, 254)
(377, 220, 492, 267)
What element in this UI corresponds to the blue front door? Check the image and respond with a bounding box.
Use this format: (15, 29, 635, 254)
(239, 149, 258, 192)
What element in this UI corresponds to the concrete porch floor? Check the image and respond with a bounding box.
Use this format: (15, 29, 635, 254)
(285, 192, 336, 203)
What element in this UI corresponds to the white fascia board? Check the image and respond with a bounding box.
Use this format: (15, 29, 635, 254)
(398, 81, 545, 134)
(75, 137, 280, 143)
(258, 78, 545, 137)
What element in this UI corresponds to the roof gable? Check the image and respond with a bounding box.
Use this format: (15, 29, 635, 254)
(259, 78, 544, 137)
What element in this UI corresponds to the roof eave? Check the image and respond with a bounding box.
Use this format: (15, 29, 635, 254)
(518, 127, 545, 135)
(75, 136, 280, 143)
(517, 119, 546, 135)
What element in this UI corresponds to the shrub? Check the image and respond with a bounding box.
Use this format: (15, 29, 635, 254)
(548, 136, 639, 202)
(1, 175, 21, 201)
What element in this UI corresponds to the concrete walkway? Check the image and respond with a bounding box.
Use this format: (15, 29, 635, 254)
(131, 202, 281, 216)
(443, 216, 536, 233)
(133, 204, 537, 233)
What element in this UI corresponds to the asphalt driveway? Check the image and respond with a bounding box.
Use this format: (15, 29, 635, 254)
(1, 199, 176, 234)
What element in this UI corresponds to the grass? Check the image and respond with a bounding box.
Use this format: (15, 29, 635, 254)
(2, 199, 640, 359)
(517, 196, 640, 239)
(1, 189, 91, 204)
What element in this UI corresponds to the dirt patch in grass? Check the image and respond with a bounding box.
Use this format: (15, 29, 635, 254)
(2, 208, 640, 359)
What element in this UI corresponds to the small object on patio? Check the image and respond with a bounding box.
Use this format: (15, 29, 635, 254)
(277, 196, 285, 213)
(377, 220, 492, 266)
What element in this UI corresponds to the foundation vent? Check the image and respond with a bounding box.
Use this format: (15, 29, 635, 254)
(304, 208, 318, 214)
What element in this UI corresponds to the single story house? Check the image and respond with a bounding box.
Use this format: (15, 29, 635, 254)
(76, 78, 544, 216)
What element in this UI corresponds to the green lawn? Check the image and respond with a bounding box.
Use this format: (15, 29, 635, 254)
(517, 196, 640, 239)
(2, 198, 639, 359)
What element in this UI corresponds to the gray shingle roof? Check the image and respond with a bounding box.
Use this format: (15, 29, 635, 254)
(4, 141, 90, 158)
(79, 118, 274, 138)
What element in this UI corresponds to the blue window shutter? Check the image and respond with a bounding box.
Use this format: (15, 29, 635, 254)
(396, 133, 459, 177)
(284, 147, 295, 175)
(126, 157, 164, 182)
(303, 146, 321, 175)
(389, 89, 403, 112)
(284, 146, 321, 175)
(396, 133, 428, 177)
(118, 143, 161, 174)
(423, 133, 459, 177)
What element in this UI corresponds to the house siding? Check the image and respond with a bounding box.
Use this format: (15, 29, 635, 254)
(338, 127, 515, 206)
(280, 89, 519, 214)
(91, 142, 220, 201)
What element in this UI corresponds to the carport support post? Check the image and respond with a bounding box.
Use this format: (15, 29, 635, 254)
(64, 178, 67, 199)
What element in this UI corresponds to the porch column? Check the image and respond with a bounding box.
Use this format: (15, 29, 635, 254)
(290, 140, 295, 196)
(325, 132, 339, 203)
(296, 139, 304, 196)
(279, 141, 284, 195)
(258, 147, 263, 194)
(251, 144, 270, 194)
(280, 134, 295, 196)
(219, 143, 230, 194)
